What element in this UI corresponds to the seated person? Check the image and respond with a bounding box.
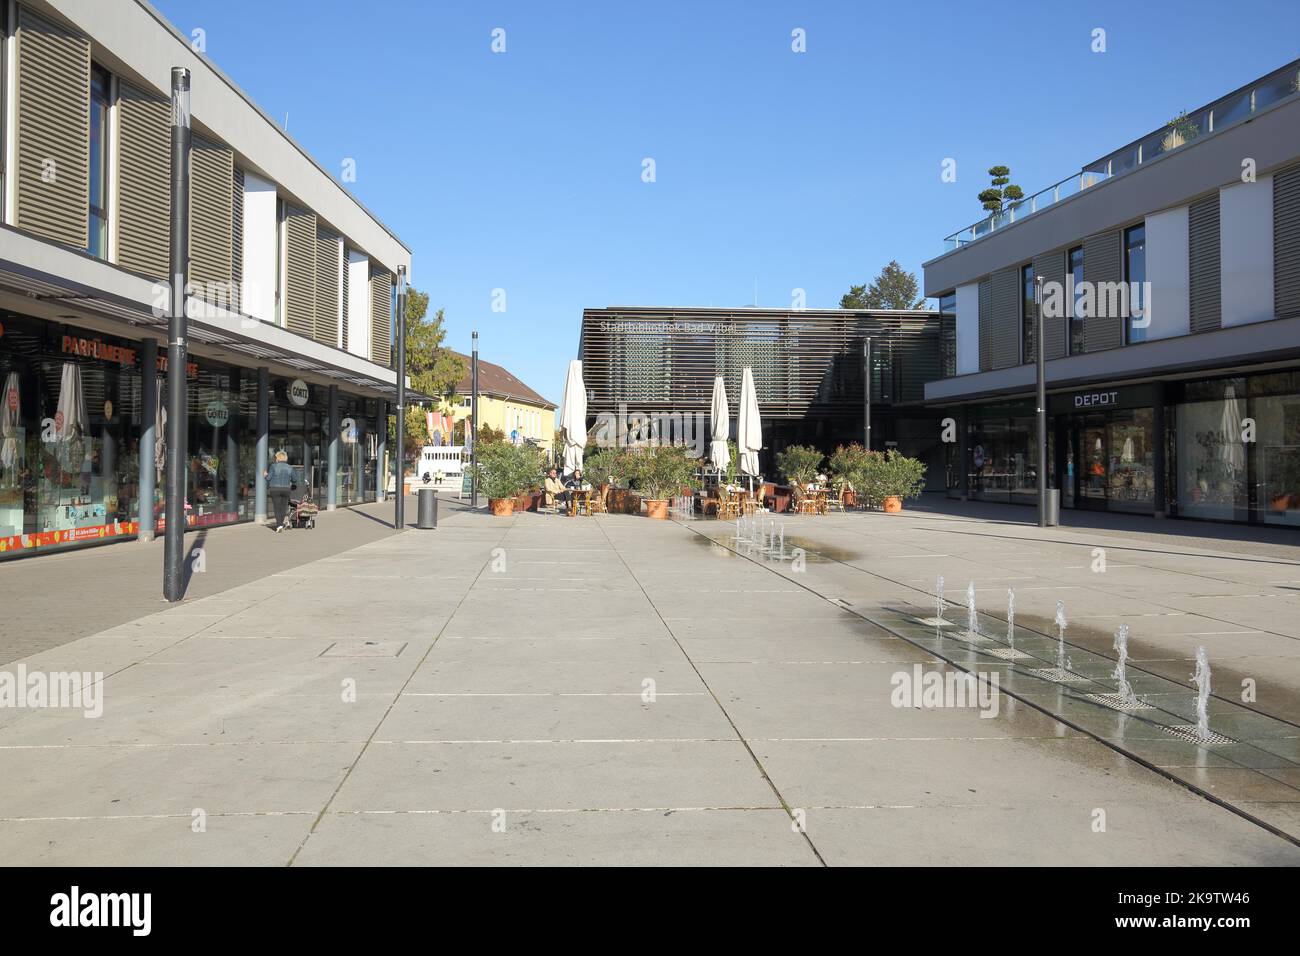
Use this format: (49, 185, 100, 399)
(565, 468, 588, 490)
(543, 467, 565, 511)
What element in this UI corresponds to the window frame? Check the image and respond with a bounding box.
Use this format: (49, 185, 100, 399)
(1020, 262, 1035, 365)
(1067, 245, 1085, 355)
(1123, 222, 1147, 345)
(87, 62, 112, 259)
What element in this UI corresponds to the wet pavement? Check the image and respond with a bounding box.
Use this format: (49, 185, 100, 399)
(0, 504, 1297, 865)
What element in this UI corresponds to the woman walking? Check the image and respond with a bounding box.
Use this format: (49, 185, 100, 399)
(265, 451, 296, 532)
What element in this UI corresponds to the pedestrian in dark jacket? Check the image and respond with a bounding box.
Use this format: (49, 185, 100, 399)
(265, 451, 295, 532)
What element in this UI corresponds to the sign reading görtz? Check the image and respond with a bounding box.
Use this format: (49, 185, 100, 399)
(288, 379, 310, 407)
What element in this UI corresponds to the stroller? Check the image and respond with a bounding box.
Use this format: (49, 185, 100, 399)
(284, 489, 319, 530)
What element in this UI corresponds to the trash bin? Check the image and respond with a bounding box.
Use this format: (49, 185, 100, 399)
(417, 488, 438, 529)
(1043, 489, 1060, 527)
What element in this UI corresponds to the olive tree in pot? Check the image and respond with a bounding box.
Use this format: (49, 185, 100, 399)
(474, 442, 544, 516)
(863, 449, 927, 513)
(828, 443, 870, 507)
(775, 444, 824, 489)
(626, 445, 697, 519)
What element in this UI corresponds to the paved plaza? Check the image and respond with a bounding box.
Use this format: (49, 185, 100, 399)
(1, 498, 1299, 865)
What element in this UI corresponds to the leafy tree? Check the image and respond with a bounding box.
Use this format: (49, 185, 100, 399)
(840, 261, 924, 310)
(978, 165, 1024, 214)
(387, 289, 466, 460)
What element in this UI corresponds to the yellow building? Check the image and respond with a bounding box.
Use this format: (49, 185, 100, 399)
(448, 353, 557, 456)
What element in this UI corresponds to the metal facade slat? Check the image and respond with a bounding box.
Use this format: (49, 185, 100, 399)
(1033, 248, 1067, 360)
(578, 309, 950, 420)
(1083, 229, 1123, 351)
(1275, 163, 1300, 320)
(370, 267, 392, 367)
(989, 266, 1021, 370)
(15, 6, 90, 248)
(1189, 194, 1222, 333)
(340, 246, 349, 350)
(977, 278, 993, 371)
(116, 81, 170, 278)
(231, 167, 244, 311)
(314, 226, 340, 346)
(189, 134, 234, 296)
(284, 205, 317, 338)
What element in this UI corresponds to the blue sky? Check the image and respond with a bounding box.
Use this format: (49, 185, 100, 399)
(155, 0, 1300, 407)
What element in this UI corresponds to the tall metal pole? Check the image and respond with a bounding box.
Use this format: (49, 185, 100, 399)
(863, 336, 872, 451)
(1035, 275, 1047, 528)
(470, 330, 479, 508)
(163, 67, 191, 602)
(394, 265, 407, 532)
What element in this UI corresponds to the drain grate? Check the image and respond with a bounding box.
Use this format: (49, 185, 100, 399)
(915, 617, 955, 627)
(1163, 724, 1235, 746)
(1084, 692, 1155, 712)
(1025, 667, 1089, 683)
(984, 647, 1032, 661)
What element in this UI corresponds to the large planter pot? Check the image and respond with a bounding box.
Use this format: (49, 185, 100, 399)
(644, 499, 669, 520)
(1270, 493, 1293, 513)
(843, 490, 857, 508)
(881, 495, 903, 514)
(488, 497, 515, 517)
(624, 493, 642, 515)
(609, 488, 627, 512)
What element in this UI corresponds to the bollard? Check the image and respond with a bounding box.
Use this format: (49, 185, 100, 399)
(417, 488, 438, 529)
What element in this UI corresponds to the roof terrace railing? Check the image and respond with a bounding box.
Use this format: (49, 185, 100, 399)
(941, 60, 1300, 254)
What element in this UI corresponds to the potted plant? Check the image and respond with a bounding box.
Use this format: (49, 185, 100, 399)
(828, 443, 870, 508)
(1162, 111, 1200, 152)
(865, 450, 927, 513)
(775, 444, 824, 489)
(625, 445, 697, 519)
(473, 441, 542, 516)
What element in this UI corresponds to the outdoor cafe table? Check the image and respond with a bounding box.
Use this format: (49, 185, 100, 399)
(568, 487, 593, 516)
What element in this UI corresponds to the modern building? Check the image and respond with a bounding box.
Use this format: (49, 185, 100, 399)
(923, 59, 1300, 527)
(449, 351, 556, 453)
(0, 0, 408, 559)
(578, 305, 953, 481)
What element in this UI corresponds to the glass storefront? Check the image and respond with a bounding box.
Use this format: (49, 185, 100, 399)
(964, 400, 1039, 504)
(948, 371, 1300, 527)
(0, 310, 383, 558)
(0, 314, 143, 555)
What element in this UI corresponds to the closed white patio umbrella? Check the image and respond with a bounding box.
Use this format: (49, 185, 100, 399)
(1, 372, 21, 477)
(559, 359, 587, 474)
(709, 375, 729, 474)
(55, 362, 89, 471)
(737, 366, 762, 488)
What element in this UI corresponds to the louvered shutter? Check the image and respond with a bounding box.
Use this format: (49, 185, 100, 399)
(1274, 164, 1300, 320)
(14, 6, 91, 248)
(1033, 249, 1068, 361)
(977, 277, 993, 371)
(341, 248, 350, 350)
(1188, 194, 1222, 333)
(314, 226, 340, 346)
(116, 81, 170, 277)
(1082, 230, 1123, 352)
(371, 267, 392, 367)
(284, 206, 317, 337)
(231, 167, 244, 312)
(988, 267, 1020, 370)
(189, 134, 234, 302)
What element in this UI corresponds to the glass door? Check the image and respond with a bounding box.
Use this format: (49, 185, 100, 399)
(1078, 416, 1109, 509)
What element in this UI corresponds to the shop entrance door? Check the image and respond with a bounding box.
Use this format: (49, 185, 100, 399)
(1075, 416, 1110, 510)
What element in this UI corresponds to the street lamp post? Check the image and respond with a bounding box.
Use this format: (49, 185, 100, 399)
(1035, 274, 1047, 528)
(470, 331, 479, 508)
(863, 336, 872, 451)
(162, 67, 191, 602)
(394, 265, 407, 532)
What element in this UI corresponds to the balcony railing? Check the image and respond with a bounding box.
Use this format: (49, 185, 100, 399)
(941, 60, 1300, 254)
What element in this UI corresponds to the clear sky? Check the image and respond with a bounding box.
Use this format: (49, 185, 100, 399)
(154, 0, 1300, 408)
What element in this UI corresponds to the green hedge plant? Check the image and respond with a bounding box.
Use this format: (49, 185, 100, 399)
(775, 444, 824, 487)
